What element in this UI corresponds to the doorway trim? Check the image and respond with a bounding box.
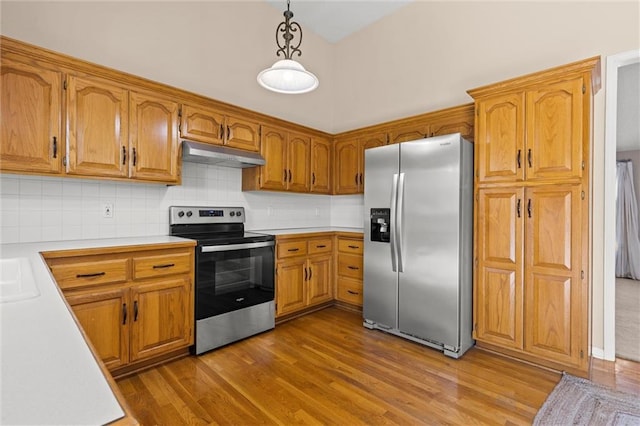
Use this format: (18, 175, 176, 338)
(603, 49, 640, 361)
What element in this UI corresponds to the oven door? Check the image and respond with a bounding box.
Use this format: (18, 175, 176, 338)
(195, 241, 275, 319)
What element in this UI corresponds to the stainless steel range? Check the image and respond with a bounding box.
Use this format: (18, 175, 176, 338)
(169, 206, 275, 355)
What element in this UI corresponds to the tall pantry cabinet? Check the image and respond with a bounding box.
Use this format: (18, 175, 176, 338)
(468, 57, 600, 377)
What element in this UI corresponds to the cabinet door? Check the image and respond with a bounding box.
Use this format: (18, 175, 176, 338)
(0, 56, 62, 174)
(360, 133, 387, 192)
(310, 137, 331, 194)
(66, 75, 129, 177)
(66, 288, 129, 370)
(225, 115, 260, 152)
(333, 138, 360, 194)
(180, 103, 224, 145)
(276, 258, 306, 316)
(476, 93, 525, 183)
(288, 133, 310, 192)
(429, 114, 474, 142)
(526, 77, 584, 182)
(129, 277, 192, 362)
(259, 126, 288, 191)
(524, 185, 585, 368)
(129, 91, 180, 183)
(307, 255, 333, 306)
(475, 188, 524, 349)
(388, 124, 427, 144)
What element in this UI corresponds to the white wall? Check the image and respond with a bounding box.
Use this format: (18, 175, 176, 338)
(0, 1, 335, 132)
(0, 164, 367, 244)
(616, 150, 640, 218)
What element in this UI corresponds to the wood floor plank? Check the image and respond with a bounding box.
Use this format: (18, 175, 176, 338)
(118, 307, 639, 425)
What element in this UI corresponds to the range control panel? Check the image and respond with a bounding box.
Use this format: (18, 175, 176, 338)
(170, 206, 244, 225)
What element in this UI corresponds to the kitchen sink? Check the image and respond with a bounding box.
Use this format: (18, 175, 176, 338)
(0, 257, 40, 303)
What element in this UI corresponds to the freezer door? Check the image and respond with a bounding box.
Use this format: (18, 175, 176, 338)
(398, 135, 463, 348)
(363, 144, 399, 329)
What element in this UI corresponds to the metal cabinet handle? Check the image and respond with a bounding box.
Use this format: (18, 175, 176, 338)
(76, 272, 106, 278)
(527, 149, 532, 168)
(348, 245, 360, 249)
(312, 172, 316, 185)
(132, 147, 137, 166)
(308, 267, 312, 281)
(527, 199, 532, 218)
(288, 169, 292, 182)
(316, 245, 326, 248)
(517, 150, 521, 168)
(287, 248, 300, 252)
(517, 199, 521, 218)
(122, 146, 127, 165)
(227, 126, 231, 141)
(284, 169, 287, 182)
(347, 290, 359, 295)
(152, 263, 175, 269)
(219, 124, 224, 140)
(359, 173, 363, 185)
(347, 266, 359, 270)
(304, 267, 308, 281)
(134, 301, 138, 321)
(122, 303, 127, 325)
(355, 173, 359, 185)
(52, 137, 57, 159)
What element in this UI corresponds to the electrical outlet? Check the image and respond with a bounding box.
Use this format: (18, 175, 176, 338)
(103, 203, 113, 218)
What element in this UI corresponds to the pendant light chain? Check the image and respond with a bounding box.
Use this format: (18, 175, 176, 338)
(276, 0, 303, 60)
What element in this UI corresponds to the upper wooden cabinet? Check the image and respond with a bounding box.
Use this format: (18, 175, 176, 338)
(310, 137, 332, 194)
(334, 133, 386, 194)
(243, 125, 317, 193)
(129, 91, 180, 183)
(0, 55, 63, 175)
(66, 74, 129, 178)
(470, 61, 597, 185)
(388, 124, 427, 144)
(179, 103, 260, 152)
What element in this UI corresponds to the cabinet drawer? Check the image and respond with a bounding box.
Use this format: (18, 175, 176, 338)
(277, 240, 308, 259)
(132, 251, 192, 280)
(337, 278, 363, 306)
(308, 238, 333, 255)
(50, 258, 129, 290)
(337, 239, 363, 254)
(338, 254, 363, 279)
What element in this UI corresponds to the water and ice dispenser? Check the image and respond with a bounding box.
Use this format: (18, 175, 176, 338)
(370, 208, 390, 243)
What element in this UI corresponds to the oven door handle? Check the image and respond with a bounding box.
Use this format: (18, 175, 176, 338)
(201, 240, 275, 253)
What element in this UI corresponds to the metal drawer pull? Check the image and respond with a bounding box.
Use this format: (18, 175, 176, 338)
(316, 245, 327, 248)
(347, 266, 359, 270)
(76, 272, 106, 278)
(288, 248, 300, 252)
(348, 245, 360, 249)
(347, 290, 359, 295)
(152, 263, 175, 269)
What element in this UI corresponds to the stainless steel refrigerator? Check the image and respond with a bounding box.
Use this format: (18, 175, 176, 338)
(363, 133, 474, 358)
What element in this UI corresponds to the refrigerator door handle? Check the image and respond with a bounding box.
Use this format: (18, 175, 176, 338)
(390, 173, 399, 272)
(396, 172, 406, 272)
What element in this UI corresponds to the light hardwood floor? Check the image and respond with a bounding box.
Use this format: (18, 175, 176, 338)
(117, 307, 639, 425)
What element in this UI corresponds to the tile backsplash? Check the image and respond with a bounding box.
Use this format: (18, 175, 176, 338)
(0, 162, 364, 244)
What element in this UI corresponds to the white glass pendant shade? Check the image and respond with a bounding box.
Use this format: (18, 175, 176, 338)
(257, 59, 319, 94)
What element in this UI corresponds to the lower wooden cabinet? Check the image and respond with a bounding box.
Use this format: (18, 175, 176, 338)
(275, 235, 333, 317)
(474, 184, 588, 374)
(335, 235, 364, 307)
(44, 243, 195, 373)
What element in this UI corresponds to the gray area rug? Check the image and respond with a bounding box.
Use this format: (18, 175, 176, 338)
(616, 277, 640, 362)
(534, 373, 640, 425)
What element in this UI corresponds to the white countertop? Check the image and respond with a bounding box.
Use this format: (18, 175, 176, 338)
(0, 235, 193, 425)
(250, 226, 363, 236)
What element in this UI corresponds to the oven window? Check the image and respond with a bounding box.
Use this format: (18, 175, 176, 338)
(195, 245, 274, 318)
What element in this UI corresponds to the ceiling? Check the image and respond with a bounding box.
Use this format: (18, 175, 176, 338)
(265, 0, 413, 43)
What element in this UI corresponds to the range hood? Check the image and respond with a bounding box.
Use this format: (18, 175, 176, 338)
(181, 140, 265, 168)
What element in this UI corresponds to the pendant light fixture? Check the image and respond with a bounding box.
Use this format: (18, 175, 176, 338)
(257, 0, 319, 94)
